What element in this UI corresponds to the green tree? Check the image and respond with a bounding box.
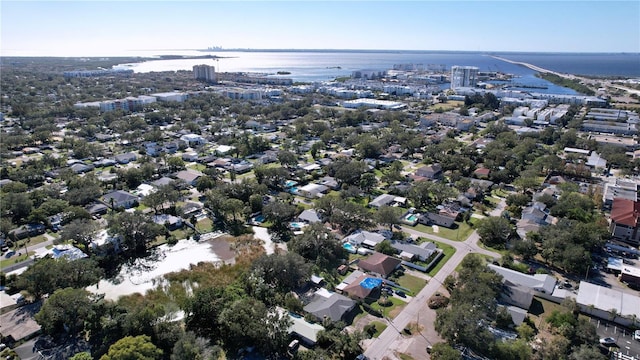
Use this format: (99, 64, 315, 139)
(375, 240, 396, 256)
(477, 216, 512, 249)
(289, 223, 345, 268)
(569, 345, 608, 360)
(376, 205, 402, 231)
(171, 331, 222, 360)
(218, 298, 291, 355)
(430, 342, 461, 360)
(36, 287, 93, 335)
(108, 212, 164, 256)
(100, 335, 163, 360)
(59, 218, 98, 250)
(70, 353, 93, 360)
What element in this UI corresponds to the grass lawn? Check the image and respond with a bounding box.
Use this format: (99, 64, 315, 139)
(412, 219, 476, 241)
(170, 227, 194, 240)
(478, 242, 509, 256)
(0, 251, 34, 269)
(491, 189, 510, 198)
(396, 273, 427, 296)
(528, 296, 568, 328)
(429, 100, 464, 112)
(368, 320, 388, 337)
(196, 218, 213, 232)
(187, 163, 206, 172)
(427, 241, 457, 277)
(370, 296, 407, 319)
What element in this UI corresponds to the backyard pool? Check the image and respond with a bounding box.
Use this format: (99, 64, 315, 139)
(405, 214, 417, 222)
(285, 180, 298, 188)
(253, 215, 265, 223)
(360, 277, 383, 289)
(289, 222, 306, 230)
(343, 242, 356, 253)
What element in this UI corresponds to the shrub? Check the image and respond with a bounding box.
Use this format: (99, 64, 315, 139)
(428, 293, 450, 309)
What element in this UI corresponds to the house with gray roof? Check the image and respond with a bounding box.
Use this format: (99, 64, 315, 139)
(488, 264, 556, 295)
(369, 194, 407, 208)
(344, 230, 386, 248)
(390, 241, 438, 262)
(102, 190, 138, 209)
(303, 289, 356, 323)
(297, 209, 322, 224)
(114, 152, 137, 164)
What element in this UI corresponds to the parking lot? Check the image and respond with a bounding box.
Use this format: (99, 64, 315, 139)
(591, 318, 640, 359)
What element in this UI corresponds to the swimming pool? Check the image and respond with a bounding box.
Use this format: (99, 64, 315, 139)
(253, 215, 265, 223)
(405, 214, 417, 222)
(343, 242, 356, 253)
(289, 222, 306, 229)
(360, 277, 383, 289)
(285, 180, 298, 188)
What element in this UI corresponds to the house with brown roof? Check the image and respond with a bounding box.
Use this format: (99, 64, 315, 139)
(358, 252, 402, 278)
(341, 274, 378, 300)
(610, 198, 640, 246)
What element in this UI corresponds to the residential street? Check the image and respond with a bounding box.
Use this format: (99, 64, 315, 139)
(363, 199, 506, 359)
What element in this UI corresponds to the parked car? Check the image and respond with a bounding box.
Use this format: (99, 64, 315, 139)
(599, 337, 616, 346)
(395, 290, 406, 297)
(633, 330, 640, 341)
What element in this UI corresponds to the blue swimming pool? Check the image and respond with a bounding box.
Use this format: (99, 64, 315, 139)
(406, 214, 417, 221)
(254, 215, 265, 223)
(289, 222, 305, 229)
(360, 277, 383, 289)
(343, 242, 356, 253)
(285, 180, 298, 188)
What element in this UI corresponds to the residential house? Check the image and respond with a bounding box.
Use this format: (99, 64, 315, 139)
(317, 176, 340, 190)
(8, 223, 46, 241)
(390, 241, 439, 262)
(180, 133, 206, 146)
(516, 201, 557, 239)
(357, 252, 402, 278)
(297, 183, 329, 199)
(152, 214, 183, 230)
(303, 288, 357, 323)
(85, 202, 108, 216)
(341, 274, 380, 300)
(175, 169, 203, 186)
(344, 230, 386, 248)
(286, 311, 325, 347)
(70, 163, 94, 174)
(474, 167, 491, 179)
(610, 198, 640, 246)
(417, 213, 456, 229)
(114, 152, 137, 164)
(415, 164, 442, 180)
(151, 177, 175, 188)
(369, 194, 407, 208)
(296, 209, 322, 224)
(102, 190, 139, 209)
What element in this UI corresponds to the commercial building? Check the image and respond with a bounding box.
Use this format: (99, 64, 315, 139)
(610, 198, 640, 245)
(450, 66, 479, 89)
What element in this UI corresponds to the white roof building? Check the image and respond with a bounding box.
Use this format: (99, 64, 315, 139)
(576, 281, 640, 327)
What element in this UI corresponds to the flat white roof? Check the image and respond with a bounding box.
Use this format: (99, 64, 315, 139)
(576, 281, 640, 319)
(622, 265, 640, 278)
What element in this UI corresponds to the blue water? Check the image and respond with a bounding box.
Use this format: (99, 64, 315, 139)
(343, 243, 356, 253)
(360, 277, 383, 289)
(253, 215, 265, 223)
(116, 50, 640, 85)
(285, 180, 298, 188)
(112, 50, 640, 97)
(289, 222, 305, 229)
(406, 214, 418, 222)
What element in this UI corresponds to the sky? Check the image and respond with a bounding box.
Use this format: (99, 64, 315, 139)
(2, 1, 639, 56)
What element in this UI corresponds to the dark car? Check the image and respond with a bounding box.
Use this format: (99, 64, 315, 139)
(395, 290, 406, 297)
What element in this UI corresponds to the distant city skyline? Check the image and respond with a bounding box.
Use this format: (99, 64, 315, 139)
(2, 1, 639, 57)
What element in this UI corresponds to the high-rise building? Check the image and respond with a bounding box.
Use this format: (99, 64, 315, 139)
(193, 64, 217, 83)
(450, 66, 479, 89)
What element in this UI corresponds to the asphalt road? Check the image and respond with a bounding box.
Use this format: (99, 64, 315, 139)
(592, 318, 640, 359)
(363, 200, 505, 359)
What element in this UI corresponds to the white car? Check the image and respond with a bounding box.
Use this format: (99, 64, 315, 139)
(634, 330, 640, 341)
(599, 337, 616, 346)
